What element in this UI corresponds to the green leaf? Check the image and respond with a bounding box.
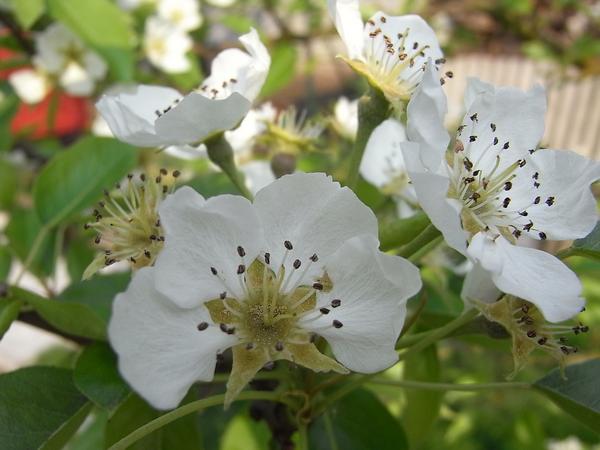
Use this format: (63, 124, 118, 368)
(0, 158, 18, 209)
(571, 221, 600, 260)
(0, 366, 90, 450)
(379, 212, 430, 251)
(106, 393, 204, 450)
(0, 298, 21, 338)
(260, 42, 297, 98)
(534, 358, 600, 431)
(10, 286, 108, 340)
(47, 0, 136, 80)
(221, 15, 255, 34)
(33, 136, 137, 228)
(220, 413, 270, 450)
(58, 273, 130, 324)
(9, 0, 45, 29)
(74, 343, 130, 411)
(309, 388, 408, 450)
(186, 173, 238, 198)
(5, 208, 56, 277)
(66, 236, 96, 282)
(402, 345, 443, 448)
(0, 245, 12, 280)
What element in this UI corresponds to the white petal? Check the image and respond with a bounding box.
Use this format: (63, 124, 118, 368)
(59, 61, 95, 96)
(302, 235, 421, 373)
(402, 141, 469, 254)
(201, 29, 270, 103)
(461, 263, 502, 305)
(333, 96, 358, 138)
(523, 149, 600, 240)
(459, 80, 546, 172)
(253, 173, 378, 288)
(96, 84, 182, 147)
(164, 144, 207, 160)
(154, 186, 265, 308)
(155, 91, 252, 145)
(327, 0, 365, 59)
(109, 267, 237, 410)
(225, 103, 276, 154)
(8, 69, 49, 104)
(360, 118, 407, 188)
(467, 233, 584, 323)
(240, 160, 275, 195)
(406, 61, 449, 171)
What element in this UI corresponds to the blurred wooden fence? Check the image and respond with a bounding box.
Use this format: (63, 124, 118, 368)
(444, 54, 600, 160)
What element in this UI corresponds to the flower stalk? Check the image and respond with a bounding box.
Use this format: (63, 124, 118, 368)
(345, 87, 389, 189)
(205, 133, 254, 200)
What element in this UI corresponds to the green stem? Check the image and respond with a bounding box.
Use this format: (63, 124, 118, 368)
(556, 248, 576, 260)
(379, 213, 430, 252)
(205, 134, 253, 200)
(14, 225, 50, 285)
(397, 309, 479, 362)
(109, 391, 291, 450)
(312, 309, 479, 417)
(408, 235, 443, 263)
(397, 224, 441, 259)
(297, 422, 309, 450)
(346, 87, 389, 189)
(368, 378, 530, 391)
(323, 411, 340, 450)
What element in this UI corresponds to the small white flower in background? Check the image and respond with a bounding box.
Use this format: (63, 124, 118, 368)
(8, 69, 50, 104)
(328, 0, 444, 105)
(32, 23, 107, 96)
(226, 102, 277, 155)
(109, 173, 422, 409)
(402, 65, 600, 323)
(265, 105, 324, 153)
(204, 0, 235, 6)
(157, 0, 202, 32)
(332, 96, 359, 139)
(97, 28, 270, 148)
(239, 160, 276, 195)
(144, 17, 193, 74)
(82, 170, 181, 279)
(360, 118, 417, 218)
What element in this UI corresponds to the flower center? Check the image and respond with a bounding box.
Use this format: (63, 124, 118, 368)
(85, 170, 180, 268)
(201, 241, 343, 354)
(445, 117, 556, 242)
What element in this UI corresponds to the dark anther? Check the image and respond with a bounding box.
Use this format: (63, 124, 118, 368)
(534, 182, 540, 188)
(463, 157, 473, 170)
(502, 197, 511, 208)
(519, 159, 527, 168)
(493, 137, 499, 145)
(445, 71, 453, 78)
(523, 222, 534, 232)
(226, 327, 235, 335)
(527, 330, 537, 338)
(412, 41, 418, 50)
(469, 135, 477, 142)
(210, 267, 218, 275)
(320, 308, 330, 315)
(435, 58, 446, 64)
(490, 123, 496, 132)
(504, 181, 512, 191)
(264, 253, 271, 264)
(545, 197, 555, 206)
(144, 250, 152, 258)
(172, 170, 181, 177)
(162, 185, 168, 194)
(220, 291, 227, 299)
(284, 240, 293, 250)
(219, 323, 228, 333)
(94, 235, 101, 244)
(538, 232, 547, 240)
(333, 320, 344, 329)
(560, 346, 570, 355)
(519, 211, 528, 216)
(313, 282, 324, 291)
(149, 234, 157, 240)
(470, 113, 478, 122)
(331, 299, 342, 308)
(532, 172, 539, 180)
(155, 176, 162, 183)
(160, 168, 168, 175)
(310, 253, 319, 262)
(534, 196, 541, 204)
(130, 257, 136, 263)
(140, 173, 146, 181)
(473, 170, 481, 176)
(237, 246, 246, 257)
(197, 322, 209, 331)
(503, 142, 510, 150)
(127, 173, 133, 179)
(293, 259, 301, 269)
(512, 229, 522, 238)
(275, 342, 284, 351)
(537, 337, 547, 345)
(237, 264, 245, 275)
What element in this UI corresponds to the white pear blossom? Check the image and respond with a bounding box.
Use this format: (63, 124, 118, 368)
(328, 0, 444, 104)
(226, 102, 277, 154)
(109, 173, 421, 409)
(360, 118, 417, 217)
(157, 0, 202, 32)
(332, 96, 358, 139)
(143, 17, 193, 74)
(402, 67, 600, 323)
(32, 23, 107, 96)
(97, 28, 270, 147)
(8, 69, 50, 104)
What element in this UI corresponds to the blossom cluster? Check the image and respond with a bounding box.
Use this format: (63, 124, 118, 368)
(80, 0, 600, 411)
